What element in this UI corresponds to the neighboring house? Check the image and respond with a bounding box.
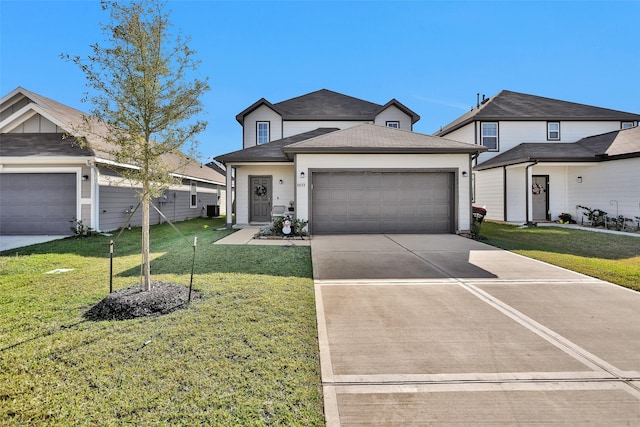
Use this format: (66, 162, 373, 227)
(0, 87, 226, 235)
(216, 89, 485, 234)
(435, 90, 640, 223)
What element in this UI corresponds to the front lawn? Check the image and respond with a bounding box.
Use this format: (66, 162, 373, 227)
(0, 218, 324, 425)
(480, 221, 640, 291)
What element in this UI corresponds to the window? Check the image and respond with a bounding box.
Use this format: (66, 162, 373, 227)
(621, 122, 634, 129)
(257, 121, 270, 145)
(481, 122, 498, 150)
(547, 122, 560, 140)
(190, 181, 197, 208)
(386, 121, 400, 128)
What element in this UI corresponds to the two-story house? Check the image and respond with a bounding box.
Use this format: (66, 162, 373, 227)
(0, 87, 226, 235)
(435, 90, 640, 223)
(216, 89, 485, 234)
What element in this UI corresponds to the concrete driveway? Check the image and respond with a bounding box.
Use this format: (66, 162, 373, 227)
(311, 234, 640, 426)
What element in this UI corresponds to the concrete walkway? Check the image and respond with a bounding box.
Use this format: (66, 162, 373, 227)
(214, 228, 310, 246)
(0, 235, 68, 252)
(311, 234, 640, 426)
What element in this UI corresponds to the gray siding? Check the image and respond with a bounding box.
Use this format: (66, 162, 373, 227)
(98, 182, 221, 231)
(99, 186, 145, 231)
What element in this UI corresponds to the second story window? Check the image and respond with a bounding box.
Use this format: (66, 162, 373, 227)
(481, 122, 498, 150)
(386, 121, 400, 129)
(547, 122, 560, 140)
(621, 122, 634, 129)
(257, 121, 270, 145)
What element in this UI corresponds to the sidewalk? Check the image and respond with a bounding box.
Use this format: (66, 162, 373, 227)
(214, 228, 310, 246)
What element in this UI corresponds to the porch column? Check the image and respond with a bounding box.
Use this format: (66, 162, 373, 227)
(226, 165, 234, 228)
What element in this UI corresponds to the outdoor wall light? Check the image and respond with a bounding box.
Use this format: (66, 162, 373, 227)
(462, 171, 468, 177)
(577, 176, 582, 183)
(82, 175, 89, 181)
(279, 179, 283, 184)
(299, 171, 305, 179)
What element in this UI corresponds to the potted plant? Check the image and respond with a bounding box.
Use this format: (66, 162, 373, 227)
(558, 212, 575, 224)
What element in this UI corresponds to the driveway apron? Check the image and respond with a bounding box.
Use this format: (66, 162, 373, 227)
(311, 234, 640, 426)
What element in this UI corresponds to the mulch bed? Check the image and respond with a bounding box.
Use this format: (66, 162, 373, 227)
(83, 282, 202, 321)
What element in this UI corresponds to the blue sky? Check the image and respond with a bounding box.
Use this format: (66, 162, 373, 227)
(2, 1, 639, 160)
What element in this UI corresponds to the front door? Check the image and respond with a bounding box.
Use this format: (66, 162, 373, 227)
(532, 175, 549, 221)
(250, 176, 272, 222)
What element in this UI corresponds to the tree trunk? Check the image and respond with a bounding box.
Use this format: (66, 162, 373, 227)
(141, 185, 151, 291)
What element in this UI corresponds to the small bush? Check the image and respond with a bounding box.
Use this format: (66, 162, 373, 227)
(471, 206, 487, 240)
(258, 215, 308, 238)
(558, 212, 576, 224)
(578, 205, 607, 227)
(606, 215, 633, 231)
(70, 217, 94, 237)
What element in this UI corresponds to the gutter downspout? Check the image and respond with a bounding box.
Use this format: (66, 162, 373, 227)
(503, 166, 507, 222)
(88, 160, 101, 232)
(468, 153, 479, 233)
(525, 160, 538, 226)
(225, 164, 234, 228)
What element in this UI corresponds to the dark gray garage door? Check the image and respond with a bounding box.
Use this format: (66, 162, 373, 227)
(0, 173, 77, 235)
(312, 172, 454, 234)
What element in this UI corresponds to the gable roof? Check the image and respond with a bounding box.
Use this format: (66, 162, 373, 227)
(435, 90, 640, 136)
(284, 124, 485, 154)
(216, 123, 485, 164)
(475, 126, 640, 170)
(215, 128, 339, 163)
(0, 87, 224, 184)
(235, 89, 420, 124)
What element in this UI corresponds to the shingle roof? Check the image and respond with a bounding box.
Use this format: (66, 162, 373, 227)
(475, 126, 640, 170)
(216, 124, 484, 164)
(235, 89, 420, 124)
(0, 133, 93, 157)
(215, 128, 339, 163)
(283, 123, 486, 154)
(0, 87, 224, 184)
(436, 90, 640, 136)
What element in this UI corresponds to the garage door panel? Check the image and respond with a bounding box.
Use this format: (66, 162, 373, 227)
(365, 205, 381, 216)
(312, 172, 453, 234)
(1, 173, 76, 235)
(348, 190, 364, 202)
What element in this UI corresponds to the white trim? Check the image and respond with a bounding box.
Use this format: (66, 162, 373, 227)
(169, 172, 224, 186)
(0, 102, 74, 134)
(0, 166, 83, 222)
(547, 121, 560, 140)
(226, 166, 234, 227)
(189, 180, 197, 208)
(227, 161, 292, 167)
(89, 161, 100, 231)
(480, 122, 498, 151)
(0, 156, 91, 165)
(257, 121, 270, 144)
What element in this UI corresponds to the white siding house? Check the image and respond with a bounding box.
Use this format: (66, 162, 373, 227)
(436, 90, 640, 223)
(218, 90, 484, 234)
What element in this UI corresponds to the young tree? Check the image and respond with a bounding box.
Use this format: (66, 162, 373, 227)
(66, 0, 209, 291)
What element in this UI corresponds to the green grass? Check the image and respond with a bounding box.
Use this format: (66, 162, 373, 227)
(0, 218, 323, 426)
(480, 221, 640, 291)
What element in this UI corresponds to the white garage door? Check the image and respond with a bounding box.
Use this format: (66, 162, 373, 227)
(0, 173, 77, 235)
(311, 172, 454, 234)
